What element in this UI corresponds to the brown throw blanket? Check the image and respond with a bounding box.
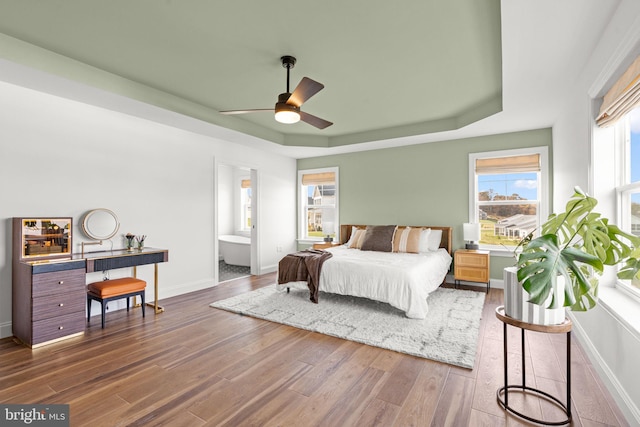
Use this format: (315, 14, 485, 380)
(277, 249, 333, 303)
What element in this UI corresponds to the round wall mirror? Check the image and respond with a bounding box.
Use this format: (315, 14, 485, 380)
(82, 208, 120, 241)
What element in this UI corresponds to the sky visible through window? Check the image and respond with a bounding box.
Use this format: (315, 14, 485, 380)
(478, 173, 537, 200)
(630, 107, 640, 206)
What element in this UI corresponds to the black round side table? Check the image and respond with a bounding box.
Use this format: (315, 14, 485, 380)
(495, 305, 572, 426)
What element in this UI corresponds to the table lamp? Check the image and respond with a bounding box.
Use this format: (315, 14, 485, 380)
(463, 223, 481, 250)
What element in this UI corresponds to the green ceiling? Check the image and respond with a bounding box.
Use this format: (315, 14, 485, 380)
(0, 0, 502, 147)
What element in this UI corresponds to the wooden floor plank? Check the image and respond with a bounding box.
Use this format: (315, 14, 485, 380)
(0, 275, 629, 427)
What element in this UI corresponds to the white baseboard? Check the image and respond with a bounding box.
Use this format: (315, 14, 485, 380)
(0, 321, 12, 340)
(259, 264, 278, 275)
(568, 311, 640, 426)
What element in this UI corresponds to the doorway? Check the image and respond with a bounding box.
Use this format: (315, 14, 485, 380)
(217, 163, 256, 283)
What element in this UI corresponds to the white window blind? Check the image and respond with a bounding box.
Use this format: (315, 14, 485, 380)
(596, 55, 640, 128)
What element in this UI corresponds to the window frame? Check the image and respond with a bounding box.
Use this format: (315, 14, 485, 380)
(614, 109, 640, 301)
(298, 167, 339, 243)
(469, 146, 549, 254)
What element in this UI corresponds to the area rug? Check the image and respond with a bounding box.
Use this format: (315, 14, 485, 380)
(210, 284, 485, 369)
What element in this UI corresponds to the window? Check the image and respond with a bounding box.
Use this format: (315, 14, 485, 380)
(298, 167, 339, 242)
(615, 106, 640, 298)
(240, 178, 251, 232)
(469, 147, 549, 251)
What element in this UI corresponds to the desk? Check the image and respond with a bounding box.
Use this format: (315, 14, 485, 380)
(495, 306, 572, 425)
(84, 248, 168, 314)
(13, 248, 168, 347)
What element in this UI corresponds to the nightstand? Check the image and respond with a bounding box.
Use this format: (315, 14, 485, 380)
(312, 242, 341, 250)
(454, 249, 490, 293)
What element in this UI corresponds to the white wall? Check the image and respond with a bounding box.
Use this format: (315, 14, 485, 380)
(0, 80, 297, 338)
(217, 164, 234, 236)
(552, 0, 640, 423)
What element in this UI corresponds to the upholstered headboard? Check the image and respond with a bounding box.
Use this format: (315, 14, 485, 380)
(339, 224, 453, 255)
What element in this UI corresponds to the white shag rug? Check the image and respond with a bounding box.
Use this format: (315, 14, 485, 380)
(210, 284, 485, 369)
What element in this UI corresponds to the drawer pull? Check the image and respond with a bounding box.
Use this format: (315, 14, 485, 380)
(59, 303, 64, 307)
(58, 326, 64, 330)
(58, 281, 64, 285)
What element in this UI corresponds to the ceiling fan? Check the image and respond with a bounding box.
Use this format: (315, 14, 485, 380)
(219, 55, 333, 129)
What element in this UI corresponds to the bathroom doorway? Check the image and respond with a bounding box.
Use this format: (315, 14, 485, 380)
(217, 163, 256, 283)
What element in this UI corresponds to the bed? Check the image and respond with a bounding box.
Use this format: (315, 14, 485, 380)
(279, 224, 453, 319)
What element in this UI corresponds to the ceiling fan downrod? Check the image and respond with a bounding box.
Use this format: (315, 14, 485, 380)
(281, 55, 296, 94)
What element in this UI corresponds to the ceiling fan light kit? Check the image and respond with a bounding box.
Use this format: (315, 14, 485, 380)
(220, 55, 332, 129)
(274, 93, 300, 124)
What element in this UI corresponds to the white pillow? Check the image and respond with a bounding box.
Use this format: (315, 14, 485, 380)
(424, 228, 442, 252)
(418, 228, 432, 253)
(344, 226, 358, 246)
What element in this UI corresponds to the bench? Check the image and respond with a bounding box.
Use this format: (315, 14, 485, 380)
(87, 277, 146, 329)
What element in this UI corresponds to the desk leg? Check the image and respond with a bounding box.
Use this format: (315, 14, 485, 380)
(145, 263, 165, 314)
(131, 266, 141, 307)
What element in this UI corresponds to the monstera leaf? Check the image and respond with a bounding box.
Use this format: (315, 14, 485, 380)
(517, 234, 603, 308)
(617, 248, 640, 280)
(516, 187, 639, 312)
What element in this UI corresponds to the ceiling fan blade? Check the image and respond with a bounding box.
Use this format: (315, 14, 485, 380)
(300, 111, 333, 129)
(219, 108, 273, 115)
(287, 77, 324, 107)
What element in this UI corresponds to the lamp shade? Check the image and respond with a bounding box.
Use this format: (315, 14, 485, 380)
(463, 223, 481, 242)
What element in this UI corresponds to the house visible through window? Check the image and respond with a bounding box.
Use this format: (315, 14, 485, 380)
(469, 147, 548, 250)
(298, 167, 339, 241)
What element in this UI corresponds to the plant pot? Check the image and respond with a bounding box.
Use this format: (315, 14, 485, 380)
(503, 267, 566, 325)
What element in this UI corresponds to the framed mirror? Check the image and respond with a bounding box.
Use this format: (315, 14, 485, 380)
(16, 217, 73, 260)
(82, 208, 120, 241)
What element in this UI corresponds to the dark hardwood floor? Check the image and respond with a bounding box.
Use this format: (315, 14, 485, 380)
(0, 273, 630, 426)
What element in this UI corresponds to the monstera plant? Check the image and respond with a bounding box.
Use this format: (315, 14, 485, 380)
(517, 187, 640, 312)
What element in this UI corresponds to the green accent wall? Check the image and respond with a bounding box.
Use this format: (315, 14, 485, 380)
(297, 128, 553, 280)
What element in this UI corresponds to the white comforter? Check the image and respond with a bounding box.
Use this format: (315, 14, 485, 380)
(283, 246, 452, 319)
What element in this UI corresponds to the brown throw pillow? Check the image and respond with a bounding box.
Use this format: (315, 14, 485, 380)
(360, 225, 396, 252)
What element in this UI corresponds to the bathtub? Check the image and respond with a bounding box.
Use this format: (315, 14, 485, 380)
(219, 235, 251, 267)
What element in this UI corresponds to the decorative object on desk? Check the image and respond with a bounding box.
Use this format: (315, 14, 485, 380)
(508, 186, 640, 325)
(323, 235, 333, 243)
(463, 222, 481, 250)
(211, 284, 485, 369)
(136, 235, 146, 250)
(125, 233, 135, 252)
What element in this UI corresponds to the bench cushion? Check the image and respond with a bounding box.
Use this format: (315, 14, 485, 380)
(87, 277, 146, 298)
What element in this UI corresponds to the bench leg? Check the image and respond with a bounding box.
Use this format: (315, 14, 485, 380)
(87, 295, 92, 324)
(101, 301, 106, 329)
(141, 292, 145, 318)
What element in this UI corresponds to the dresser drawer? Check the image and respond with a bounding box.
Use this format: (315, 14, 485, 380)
(32, 269, 85, 298)
(32, 289, 86, 322)
(455, 252, 489, 268)
(454, 266, 489, 282)
(32, 311, 85, 345)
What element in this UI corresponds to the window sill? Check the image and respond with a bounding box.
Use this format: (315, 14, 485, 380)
(598, 286, 640, 341)
(297, 238, 323, 245)
(479, 246, 519, 258)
